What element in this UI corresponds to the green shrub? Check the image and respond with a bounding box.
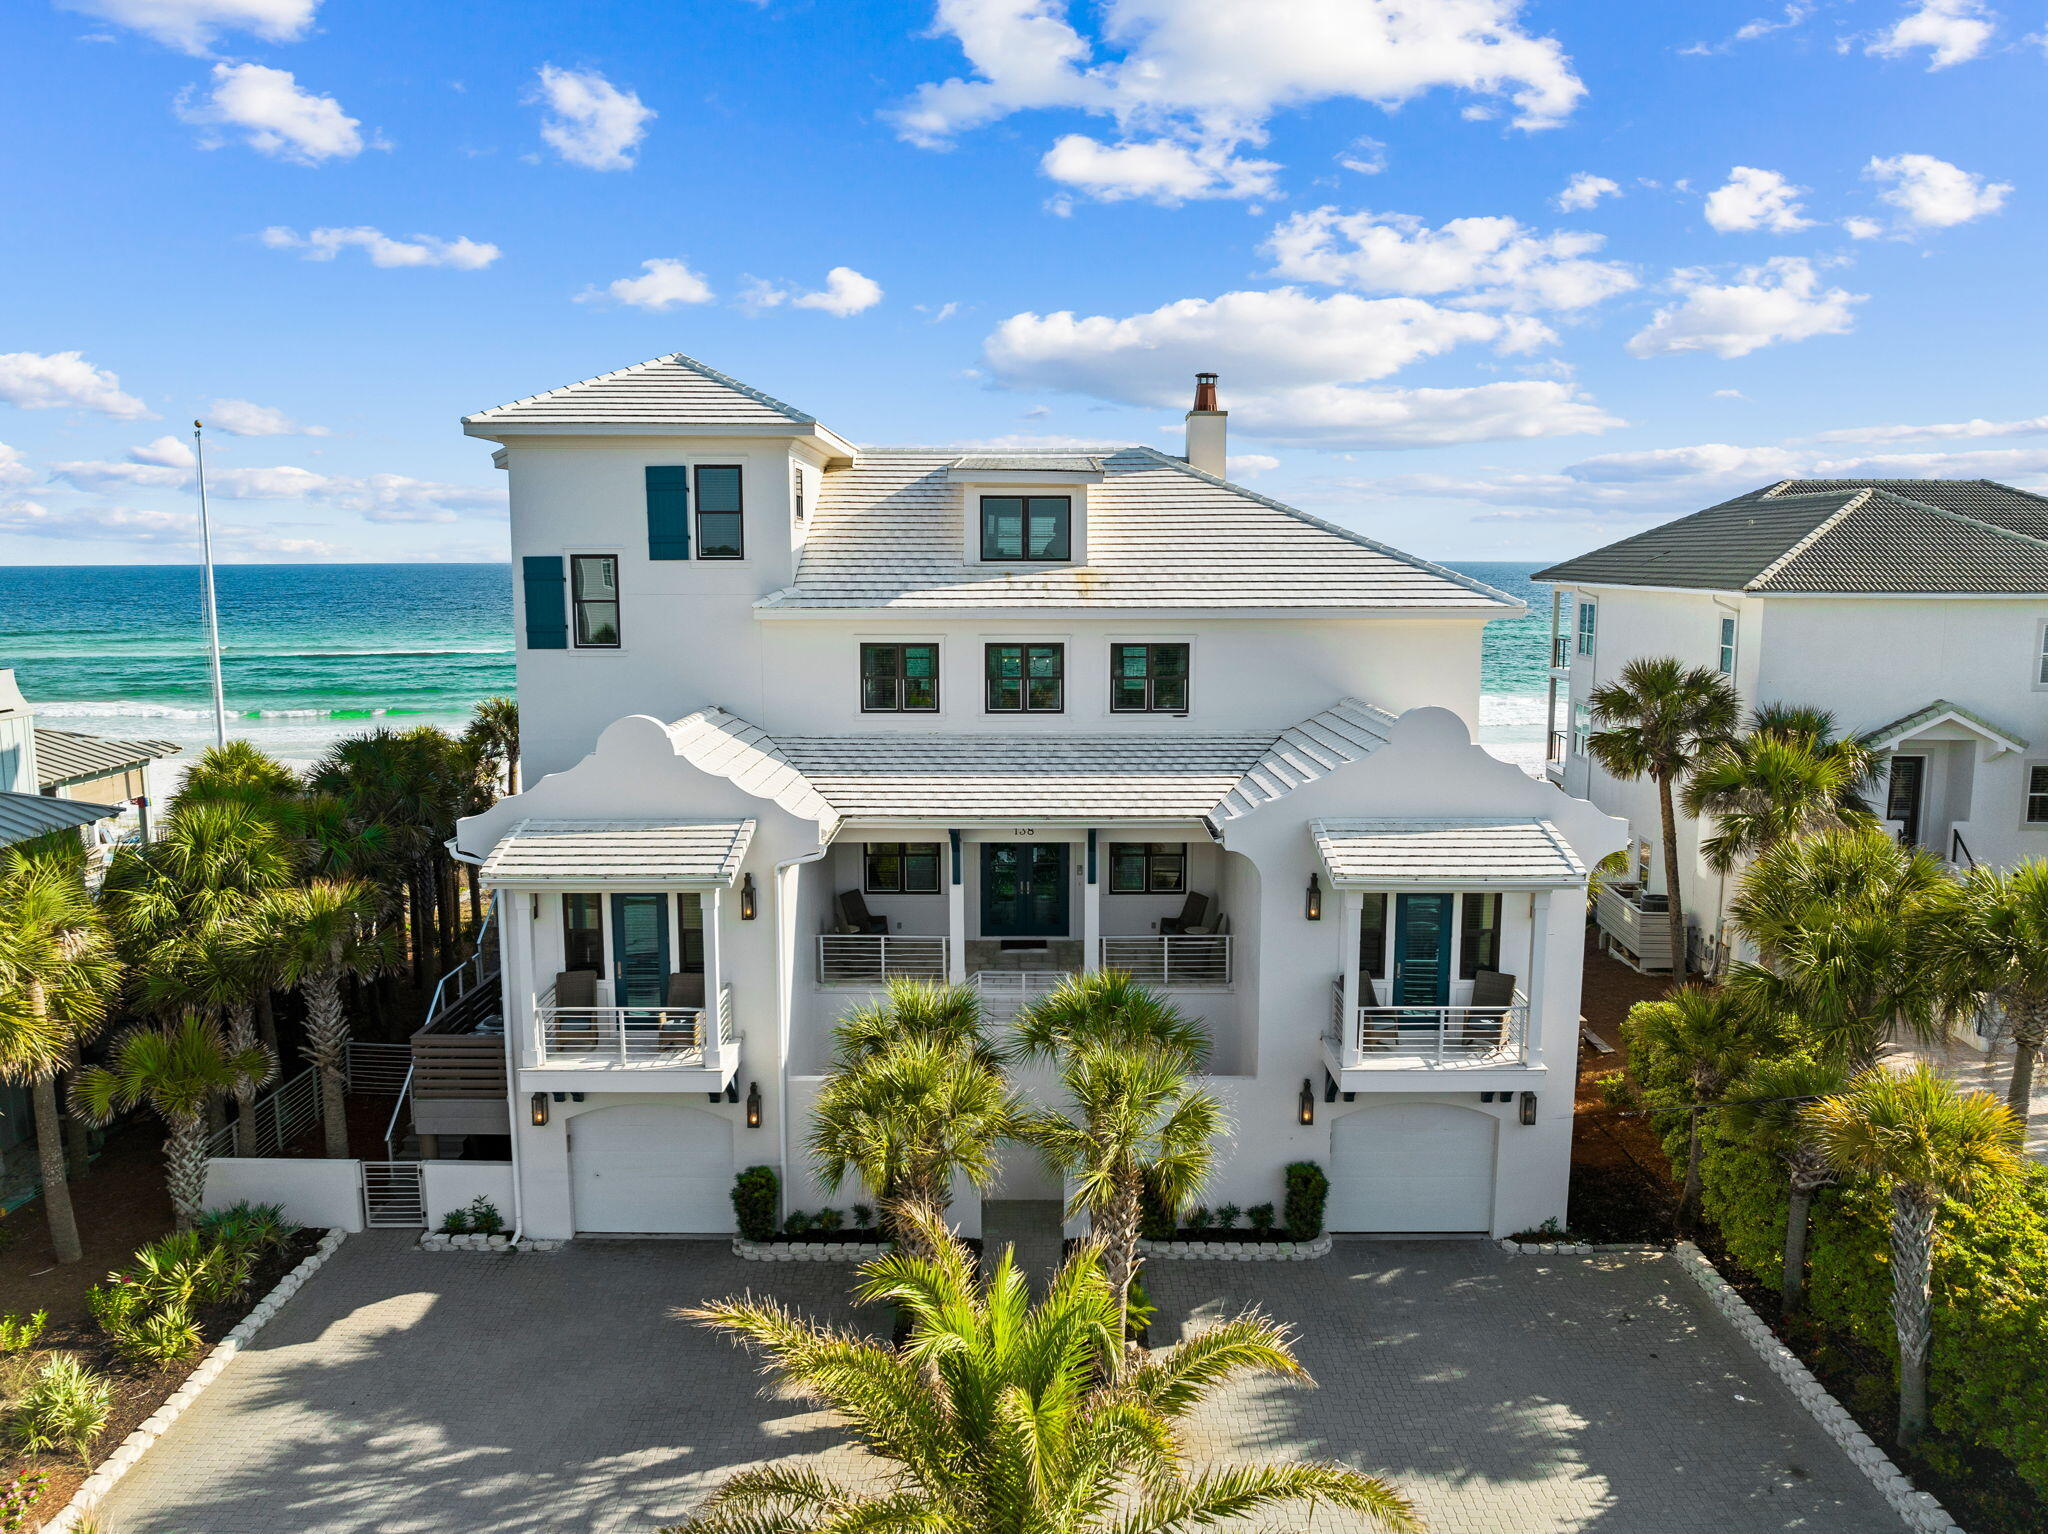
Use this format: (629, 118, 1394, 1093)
(732, 1165, 780, 1242)
(813, 1208, 844, 1233)
(851, 1203, 874, 1230)
(1283, 1161, 1329, 1240)
(113, 1304, 203, 1369)
(194, 1202, 297, 1264)
(125, 1230, 240, 1307)
(464, 1197, 504, 1235)
(783, 1210, 813, 1236)
(1138, 1180, 1175, 1241)
(9, 1354, 112, 1467)
(0, 1313, 46, 1353)
(1214, 1204, 1240, 1231)
(1185, 1206, 1212, 1232)
(438, 1208, 472, 1234)
(86, 1281, 146, 1337)
(1246, 1203, 1275, 1237)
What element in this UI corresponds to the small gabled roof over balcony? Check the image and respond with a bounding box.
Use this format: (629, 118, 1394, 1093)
(1311, 818, 1588, 889)
(479, 818, 755, 888)
(1863, 698, 2027, 757)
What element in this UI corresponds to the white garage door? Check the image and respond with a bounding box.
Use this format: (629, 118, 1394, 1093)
(1326, 1103, 1496, 1234)
(569, 1103, 733, 1234)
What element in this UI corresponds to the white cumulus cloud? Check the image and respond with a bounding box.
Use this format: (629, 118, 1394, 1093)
(742, 267, 884, 317)
(46, 449, 504, 522)
(0, 445, 31, 488)
(1337, 136, 1387, 175)
(57, 0, 318, 53)
(1867, 0, 1997, 67)
(1227, 453, 1281, 476)
(0, 498, 351, 557)
(1264, 206, 1636, 311)
(1702, 166, 1812, 233)
(1866, 152, 2011, 228)
(129, 435, 197, 468)
(178, 62, 365, 164)
(0, 351, 154, 419)
(532, 65, 654, 171)
(1627, 257, 1863, 359)
(1040, 133, 1279, 204)
(206, 398, 329, 436)
(1554, 173, 1619, 211)
(1807, 412, 2048, 443)
(261, 226, 500, 269)
(575, 257, 714, 311)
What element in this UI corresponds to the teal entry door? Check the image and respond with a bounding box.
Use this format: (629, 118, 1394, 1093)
(609, 893, 671, 1008)
(981, 844, 1070, 937)
(1391, 893, 1454, 1010)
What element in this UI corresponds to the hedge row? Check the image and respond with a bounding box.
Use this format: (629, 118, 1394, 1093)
(1626, 1008, 2048, 1495)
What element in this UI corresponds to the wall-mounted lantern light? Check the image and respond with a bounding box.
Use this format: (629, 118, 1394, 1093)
(1519, 1091, 1538, 1126)
(530, 1092, 549, 1127)
(746, 1081, 763, 1128)
(740, 872, 758, 921)
(1297, 1078, 1315, 1126)
(1304, 871, 1323, 921)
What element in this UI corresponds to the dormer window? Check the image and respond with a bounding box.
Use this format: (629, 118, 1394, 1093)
(980, 496, 1071, 562)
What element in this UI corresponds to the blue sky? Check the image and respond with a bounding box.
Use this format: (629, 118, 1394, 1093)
(1, 0, 2040, 565)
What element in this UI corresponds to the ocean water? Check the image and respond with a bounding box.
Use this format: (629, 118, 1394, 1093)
(0, 560, 1551, 769)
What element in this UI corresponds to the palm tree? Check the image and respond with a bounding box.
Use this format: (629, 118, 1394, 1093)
(1022, 1042, 1222, 1352)
(0, 840, 120, 1264)
(247, 880, 395, 1157)
(139, 920, 271, 1155)
(1728, 827, 1956, 1070)
(1625, 986, 1782, 1230)
(671, 1203, 1419, 1534)
(71, 1017, 272, 1229)
(169, 739, 302, 813)
(1682, 707, 1880, 875)
(1805, 1065, 2023, 1444)
(464, 695, 520, 795)
(1587, 657, 1740, 977)
(833, 977, 995, 1063)
(1012, 968, 1212, 1065)
(1721, 1054, 1850, 1319)
(1926, 860, 2048, 1124)
(807, 1039, 1020, 1256)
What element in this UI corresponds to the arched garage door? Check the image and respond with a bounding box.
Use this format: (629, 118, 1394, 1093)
(569, 1103, 733, 1234)
(1326, 1103, 1496, 1234)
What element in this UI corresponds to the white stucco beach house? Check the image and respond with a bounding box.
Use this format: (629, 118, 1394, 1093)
(440, 354, 1625, 1242)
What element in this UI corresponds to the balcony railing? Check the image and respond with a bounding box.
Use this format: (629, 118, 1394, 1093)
(1098, 935, 1231, 987)
(1552, 634, 1572, 668)
(1325, 982, 1530, 1068)
(818, 934, 949, 986)
(537, 983, 734, 1067)
(968, 970, 1071, 1017)
(1547, 729, 1568, 764)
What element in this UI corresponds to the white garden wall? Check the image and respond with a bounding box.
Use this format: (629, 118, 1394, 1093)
(205, 1158, 364, 1233)
(422, 1161, 515, 1232)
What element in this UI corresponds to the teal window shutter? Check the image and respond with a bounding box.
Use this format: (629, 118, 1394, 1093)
(521, 555, 568, 649)
(646, 466, 690, 559)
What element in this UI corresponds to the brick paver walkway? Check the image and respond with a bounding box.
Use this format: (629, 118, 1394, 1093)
(95, 1231, 1897, 1533)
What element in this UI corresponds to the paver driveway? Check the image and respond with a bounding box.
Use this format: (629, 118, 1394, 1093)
(96, 1229, 1897, 1534)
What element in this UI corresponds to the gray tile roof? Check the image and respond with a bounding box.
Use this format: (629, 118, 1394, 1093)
(479, 819, 755, 886)
(0, 790, 120, 847)
(1862, 699, 2028, 754)
(761, 448, 1517, 612)
(464, 353, 814, 430)
(951, 453, 1104, 474)
(1312, 818, 1587, 886)
(1534, 480, 2048, 594)
(1770, 479, 2048, 540)
(34, 728, 179, 790)
(666, 697, 1397, 832)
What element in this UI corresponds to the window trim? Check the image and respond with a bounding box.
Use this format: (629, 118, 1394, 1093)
(1108, 642, 1191, 715)
(978, 495, 1073, 563)
(1575, 599, 1597, 657)
(1570, 700, 1591, 757)
(863, 842, 943, 895)
(859, 642, 941, 714)
(984, 641, 1066, 713)
(569, 552, 622, 649)
(1106, 842, 1187, 895)
(2026, 763, 2048, 825)
(2034, 620, 2048, 690)
(693, 464, 745, 561)
(1717, 614, 1737, 676)
(1458, 892, 1502, 980)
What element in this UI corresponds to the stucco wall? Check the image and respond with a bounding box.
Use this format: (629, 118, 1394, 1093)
(421, 1161, 515, 1232)
(205, 1157, 364, 1233)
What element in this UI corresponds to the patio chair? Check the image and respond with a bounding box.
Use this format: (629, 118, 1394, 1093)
(836, 889, 889, 935)
(1461, 968, 1518, 1056)
(656, 972, 706, 1053)
(551, 970, 601, 1051)
(1159, 892, 1212, 934)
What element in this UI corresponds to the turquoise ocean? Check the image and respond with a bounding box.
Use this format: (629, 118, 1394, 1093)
(0, 561, 1551, 772)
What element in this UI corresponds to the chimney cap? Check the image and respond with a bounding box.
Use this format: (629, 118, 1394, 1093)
(1191, 372, 1220, 413)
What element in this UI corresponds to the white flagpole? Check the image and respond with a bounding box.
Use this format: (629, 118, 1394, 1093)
(192, 419, 228, 748)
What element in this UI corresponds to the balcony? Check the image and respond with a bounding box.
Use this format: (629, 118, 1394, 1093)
(1322, 976, 1534, 1089)
(818, 934, 948, 986)
(1098, 935, 1231, 986)
(526, 983, 740, 1091)
(1593, 884, 1674, 973)
(1552, 634, 1572, 670)
(817, 933, 1233, 992)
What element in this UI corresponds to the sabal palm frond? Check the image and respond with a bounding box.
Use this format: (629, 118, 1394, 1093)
(1722, 1053, 1850, 1317)
(1012, 971, 1210, 1067)
(669, 1204, 1419, 1534)
(170, 739, 303, 813)
(1682, 731, 1878, 874)
(464, 694, 520, 794)
(1925, 859, 2048, 1123)
(834, 980, 994, 1064)
(1625, 986, 1782, 1229)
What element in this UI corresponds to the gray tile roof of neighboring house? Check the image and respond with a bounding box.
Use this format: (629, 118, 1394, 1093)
(464, 353, 814, 429)
(1770, 479, 2048, 540)
(762, 447, 1516, 611)
(33, 728, 179, 791)
(479, 819, 756, 886)
(0, 790, 120, 847)
(665, 696, 1398, 832)
(1533, 479, 2048, 594)
(1312, 818, 1587, 886)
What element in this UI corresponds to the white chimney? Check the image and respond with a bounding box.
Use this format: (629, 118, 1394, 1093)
(1184, 371, 1226, 478)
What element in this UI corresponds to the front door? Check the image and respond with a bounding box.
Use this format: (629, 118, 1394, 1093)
(609, 893, 670, 1007)
(981, 843, 1069, 937)
(1887, 755, 1926, 846)
(1392, 893, 1454, 1010)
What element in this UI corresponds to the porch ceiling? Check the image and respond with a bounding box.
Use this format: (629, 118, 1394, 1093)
(478, 818, 755, 887)
(1311, 817, 1587, 888)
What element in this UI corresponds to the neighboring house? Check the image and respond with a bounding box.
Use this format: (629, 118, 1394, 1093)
(1536, 478, 2048, 974)
(443, 354, 1625, 1242)
(0, 669, 142, 853)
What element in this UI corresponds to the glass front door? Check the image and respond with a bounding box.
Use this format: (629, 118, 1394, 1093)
(980, 843, 1070, 937)
(608, 893, 671, 1007)
(1392, 893, 1454, 1010)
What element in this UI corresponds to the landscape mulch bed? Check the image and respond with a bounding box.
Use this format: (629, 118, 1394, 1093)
(3, 1226, 322, 1525)
(0, 1120, 174, 1330)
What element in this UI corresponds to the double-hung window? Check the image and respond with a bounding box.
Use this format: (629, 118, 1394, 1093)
(1571, 701, 1591, 756)
(2036, 624, 2048, 686)
(695, 465, 744, 559)
(986, 643, 1064, 712)
(864, 843, 942, 894)
(1576, 600, 1597, 656)
(792, 466, 806, 523)
(1459, 893, 1502, 978)
(1110, 643, 1189, 713)
(1718, 615, 1737, 675)
(571, 555, 620, 647)
(562, 893, 603, 972)
(1359, 893, 1388, 981)
(2029, 766, 2048, 824)
(980, 496, 1071, 561)
(1108, 842, 1186, 894)
(860, 643, 939, 712)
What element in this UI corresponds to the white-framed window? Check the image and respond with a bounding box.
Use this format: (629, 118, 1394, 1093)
(1576, 600, 1597, 656)
(792, 465, 806, 523)
(2027, 764, 2048, 824)
(2035, 621, 2048, 687)
(1571, 700, 1591, 756)
(1718, 615, 1737, 675)
(570, 554, 620, 648)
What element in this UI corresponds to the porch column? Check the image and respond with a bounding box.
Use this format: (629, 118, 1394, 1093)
(1525, 890, 1552, 1069)
(1338, 889, 1363, 1066)
(702, 888, 724, 1060)
(1081, 829, 1101, 973)
(947, 830, 967, 983)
